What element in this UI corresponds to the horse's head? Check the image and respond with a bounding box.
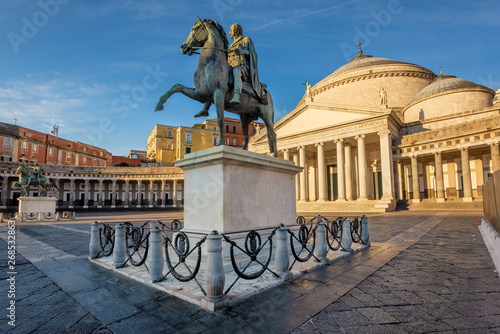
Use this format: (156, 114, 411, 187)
(181, 17, 228, 56)
(181, 17, 207, 56)
(15, 165, 27, 176)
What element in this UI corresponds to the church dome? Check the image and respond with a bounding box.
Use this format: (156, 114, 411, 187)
(325, 54, 428, 80)
(306, 53, 436, 110)
(403, 73, 495, 123)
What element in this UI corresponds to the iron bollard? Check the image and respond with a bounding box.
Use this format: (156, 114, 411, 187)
(315, 220, 328, 262)
(342, 218, 352, 252)
(148, 227, 164, 283)
(275, 225, 292, 279)
(89, 222, 100, 259)
(361, 215, 370, 245)
(202, 231, 227, 311)
(113, 225, 127, 268)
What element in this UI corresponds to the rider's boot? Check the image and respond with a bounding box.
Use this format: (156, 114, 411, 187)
(230, 89, 242, 104)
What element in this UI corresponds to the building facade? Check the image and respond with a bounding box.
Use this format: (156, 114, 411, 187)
(0, 122, 112, 166)
(147, 118, 265, 165)
(0, 162, 184, 210)
(249, 52, 500, 212)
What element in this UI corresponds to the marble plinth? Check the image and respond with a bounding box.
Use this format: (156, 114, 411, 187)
(174, 146, 303, 234)
(18, 197, 56, 215)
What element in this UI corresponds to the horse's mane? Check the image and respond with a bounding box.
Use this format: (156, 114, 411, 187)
(202, 19, 229, 51)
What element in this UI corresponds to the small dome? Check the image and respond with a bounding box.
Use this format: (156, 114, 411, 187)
(403, 73, 495, 123)
(408, 74, 492, 105)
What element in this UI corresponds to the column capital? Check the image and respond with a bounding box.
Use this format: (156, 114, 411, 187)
(354, 134, 366, 140)
(459, 146, 469, 152)
(297, 145, 305, 150)
(377, 129, 391, 136)
(314, 142, 324, 147)
(333, 138, 344, 144)
(281, 148, 290, 153)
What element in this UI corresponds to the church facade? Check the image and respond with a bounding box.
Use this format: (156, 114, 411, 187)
(249, 52, 500, 212)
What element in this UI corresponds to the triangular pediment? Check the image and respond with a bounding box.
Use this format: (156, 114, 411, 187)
(252, 102, 389, 145)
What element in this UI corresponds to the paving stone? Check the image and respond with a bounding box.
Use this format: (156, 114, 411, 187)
(399, 320, 454, 333)
(441, 316, 491, 330)
(357, 307, 398, 324)
(6, 211, 500, 333)
(330, 310, 373, 327)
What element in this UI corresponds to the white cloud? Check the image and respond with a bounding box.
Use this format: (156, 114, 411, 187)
(0, 78, 108, 133)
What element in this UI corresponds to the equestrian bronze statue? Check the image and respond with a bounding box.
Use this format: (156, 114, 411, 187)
(154, 18, 277, 156)
(12, 163, 58, 196)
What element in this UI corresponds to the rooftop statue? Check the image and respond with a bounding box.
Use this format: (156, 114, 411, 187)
(154, 17, 277, 156)
(13, 163, 58, 196)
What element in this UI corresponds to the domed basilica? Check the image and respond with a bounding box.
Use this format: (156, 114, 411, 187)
(249, 50, 500, 211)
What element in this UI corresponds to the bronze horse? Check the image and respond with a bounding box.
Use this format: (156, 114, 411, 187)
(13, 164, 58, 196)
(154, 18, 277, 156)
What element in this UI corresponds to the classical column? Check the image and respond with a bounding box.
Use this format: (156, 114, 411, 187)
(55, 179, 62, 202)
(84, 179, 89, 208)
(298, 146, 307, 202)
(283, 149, 290, 161)
(435, 152, 445, 202)
(411, 155, 420, 203)
(491, 142, 500, 173)
(111, 180, 117, 207)
(461, 147, 473, 201)
(172, 179, 178, 207)
(137, 180, 142, 207)
(149, 180, 154, 207)
(1, 176, 8, 207)
(335, 139, 346, 201)
(98, 179, 104, 207)
(372, 162, 380, 199)
(293, 154, 299, 201)
(395, 159, 404, 201)
(344, 143, 353, 200)
(378, 131, 395, 200)
(161, 180, 166, 207)
(355, 135, 368, 200)
(69, 179, 75, 207)
(124, 180, 130, 207)
(315, 142, 326, 202)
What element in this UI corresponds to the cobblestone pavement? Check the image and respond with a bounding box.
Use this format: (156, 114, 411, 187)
(1, 210, 499, 333)
(293, 212, 500, 333)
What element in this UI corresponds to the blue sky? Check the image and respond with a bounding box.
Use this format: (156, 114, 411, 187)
(1, 0, 499, 156)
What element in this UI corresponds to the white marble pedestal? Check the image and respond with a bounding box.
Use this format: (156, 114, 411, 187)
(174, 146, 303, 234)
(18, 197, 57, 220)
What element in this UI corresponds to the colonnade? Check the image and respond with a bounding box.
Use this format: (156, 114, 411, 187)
(281, 130, 395, 203)
(395, 143, 500, 202)
(0, 174, 183, 209)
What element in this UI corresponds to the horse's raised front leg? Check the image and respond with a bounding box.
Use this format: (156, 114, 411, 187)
(155, 83, 207, 112)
